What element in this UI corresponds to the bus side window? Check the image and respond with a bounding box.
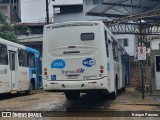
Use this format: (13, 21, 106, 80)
(27, 52, 35, 68)
(112, 41, 119, 62)
(104, 30, 109, 57)
(0, 44, 8, 65)
(18, 50, 28, 67)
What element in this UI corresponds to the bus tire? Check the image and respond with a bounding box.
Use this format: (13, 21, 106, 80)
(64, 92, 80, 100)
(26, 82, 33, 95)
(122, 75, 127, 91)
(110, 90, 117, 99)
(110, 79, 118, 99)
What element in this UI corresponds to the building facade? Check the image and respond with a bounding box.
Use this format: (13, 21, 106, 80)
(115, 34, 136, 60)
(0, 0, 21, 24)
(17, 23, 44, 57)
(53, 0, 106, 23)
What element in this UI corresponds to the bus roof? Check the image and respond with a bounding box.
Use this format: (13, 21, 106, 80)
(0, 37, 25, 49)
(44, 21, 104, 29)
(0, 38, 39, 55)
(26, 47, 39, 54)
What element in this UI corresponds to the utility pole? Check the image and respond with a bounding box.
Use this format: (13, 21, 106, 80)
(46, 0, 49, 24)
(139, 20, 145, 99)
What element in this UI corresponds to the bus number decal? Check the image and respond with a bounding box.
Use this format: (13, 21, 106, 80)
(51, 59, 66, 69)
(83, 58, 96, 67)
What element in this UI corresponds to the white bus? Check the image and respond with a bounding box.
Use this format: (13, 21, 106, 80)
(0, 38, 41, 95)
(42, 21, 129, 100)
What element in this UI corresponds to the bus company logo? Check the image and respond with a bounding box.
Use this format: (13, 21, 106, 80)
(0, 68, 8, 74)
(61, 68, 85, 75)
(51, 59, 66, 69)
(83, 58, 96, 67)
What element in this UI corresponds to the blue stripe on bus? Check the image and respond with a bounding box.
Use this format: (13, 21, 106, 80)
(26, 47, 42, 89)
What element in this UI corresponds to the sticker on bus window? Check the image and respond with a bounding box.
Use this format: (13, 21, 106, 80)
(83, 58, 96, 67)
(51, 75, 56, 80)
(0, 68, 8, 74)
(51, 59, 66, 69)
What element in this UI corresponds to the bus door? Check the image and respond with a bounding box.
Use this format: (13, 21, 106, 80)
(9, 51, 17, 91)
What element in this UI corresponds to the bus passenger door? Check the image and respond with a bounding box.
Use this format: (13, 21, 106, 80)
(9, 51, 17, 91)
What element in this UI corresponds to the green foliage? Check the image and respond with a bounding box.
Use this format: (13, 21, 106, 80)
(0, 11, 7, 24)
(14, 25, 31, 36)
(0, 31, 19, 43)
(1, 24, 13, 31)
(0, 11, 19, 43)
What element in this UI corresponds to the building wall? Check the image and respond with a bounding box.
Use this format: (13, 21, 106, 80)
(151, 39, 160, 50)
(54, 0, 107, 23)
(115, 34, 136, 58)
(150, 50, 160, 95)
(0, 0, 21, 23)
(130, 62, 138, 87)
(0, 0, 21, 17)
(0, 4, 10, 23)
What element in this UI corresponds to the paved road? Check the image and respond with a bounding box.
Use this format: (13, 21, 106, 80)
(0, 88, 160, 120)
(0, 88, 159, 112)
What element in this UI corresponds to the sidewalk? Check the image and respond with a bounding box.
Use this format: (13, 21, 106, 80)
(125, 87, 160, 105)
(108, 87, 160, 111)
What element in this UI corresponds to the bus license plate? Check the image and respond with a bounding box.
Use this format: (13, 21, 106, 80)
(66, 75, 79, 79)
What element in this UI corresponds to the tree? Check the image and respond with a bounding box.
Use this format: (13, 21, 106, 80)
(0, 11, 19, 43)
(0, 11, 7, 24)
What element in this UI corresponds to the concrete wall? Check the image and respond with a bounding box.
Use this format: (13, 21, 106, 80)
(0, 3, 21, 23)
(115, 34, 136, 58)
(0, 4, 10, 24)
(130, 62, 138, 87)
(54, 0, 107, 23)
(151, 39, 160, 50)
(150, 50, 160, 95)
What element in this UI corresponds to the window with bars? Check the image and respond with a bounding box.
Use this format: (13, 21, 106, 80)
(123, 38, 128, 46)
(117, 38, 128, 47)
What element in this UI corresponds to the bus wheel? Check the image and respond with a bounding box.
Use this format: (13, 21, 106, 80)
(64, 92, 80, 100)
(26, 82, 33, 95)
(110, 89, 117, 99)
(110, 80, 118, 99)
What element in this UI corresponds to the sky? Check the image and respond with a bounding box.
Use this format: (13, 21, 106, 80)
(21, 0, 83, 23)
